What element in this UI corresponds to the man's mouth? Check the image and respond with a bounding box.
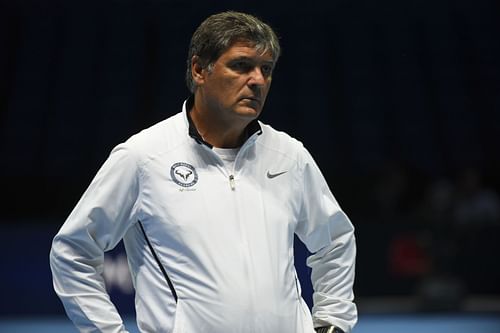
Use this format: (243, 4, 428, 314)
(241, 97, 261, 105)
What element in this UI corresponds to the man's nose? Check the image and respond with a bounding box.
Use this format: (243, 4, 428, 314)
(248, 67, 266, 87)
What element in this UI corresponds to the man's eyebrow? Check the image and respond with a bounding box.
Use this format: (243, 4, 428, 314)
(228, 56, 274, 65)
(228, 56, 253, 62)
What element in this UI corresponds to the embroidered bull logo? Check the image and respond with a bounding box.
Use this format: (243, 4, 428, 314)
(170, 162, 198, 188)
(175, 169, 193, 181)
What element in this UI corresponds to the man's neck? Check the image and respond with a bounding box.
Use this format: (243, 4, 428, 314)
(190, 99, 251, 149)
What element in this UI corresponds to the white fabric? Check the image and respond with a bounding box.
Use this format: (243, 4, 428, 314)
(212, 147, 239, 172)
(50, 100, 357, 333)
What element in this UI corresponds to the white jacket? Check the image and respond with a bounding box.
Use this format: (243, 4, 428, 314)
(50, 100, 357, 333)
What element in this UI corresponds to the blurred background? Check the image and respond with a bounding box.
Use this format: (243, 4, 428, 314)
(1, 0, 499, 332)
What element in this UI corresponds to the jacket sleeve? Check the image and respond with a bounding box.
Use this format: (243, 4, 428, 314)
(49, 144, 141, 333)
(294, 147, 357, 333)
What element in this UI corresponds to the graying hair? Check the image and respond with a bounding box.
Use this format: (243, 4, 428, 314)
(186, 11, 281, 93)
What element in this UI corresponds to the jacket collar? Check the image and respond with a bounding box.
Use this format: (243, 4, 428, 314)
(184, 95, 262, 149)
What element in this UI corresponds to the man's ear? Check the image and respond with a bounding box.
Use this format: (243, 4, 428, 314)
(191, 56, 206, 86)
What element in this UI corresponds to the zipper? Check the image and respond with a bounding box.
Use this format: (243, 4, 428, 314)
(229, 174, 236, 190)
(226, 131, 259, 190)
(201, 131, 259, 191)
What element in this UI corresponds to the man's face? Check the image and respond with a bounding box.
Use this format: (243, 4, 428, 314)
(195, 40, 275, 123)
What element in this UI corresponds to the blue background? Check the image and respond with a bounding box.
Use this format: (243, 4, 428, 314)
(1, 0, 499, 331)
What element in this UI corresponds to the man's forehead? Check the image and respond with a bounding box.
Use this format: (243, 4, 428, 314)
(220, 40, 274, 61)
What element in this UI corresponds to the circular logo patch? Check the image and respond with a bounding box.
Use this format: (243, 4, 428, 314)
(170, 162, 198, 187)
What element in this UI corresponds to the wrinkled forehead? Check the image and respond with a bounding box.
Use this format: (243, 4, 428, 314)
(222, 38, 276, 60)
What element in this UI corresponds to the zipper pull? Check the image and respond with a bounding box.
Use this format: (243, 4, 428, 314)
(229, 175, 235, 190)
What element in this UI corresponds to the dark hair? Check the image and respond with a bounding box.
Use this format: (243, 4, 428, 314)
(186, 11, 281, 93)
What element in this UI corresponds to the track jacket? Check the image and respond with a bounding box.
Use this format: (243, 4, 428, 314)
(50, 99, 357, 333)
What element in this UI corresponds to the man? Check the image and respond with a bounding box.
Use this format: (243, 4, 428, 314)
(50, 11, 357, 333)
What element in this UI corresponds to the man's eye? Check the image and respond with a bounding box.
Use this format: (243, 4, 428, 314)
(261, 65, 273, 77)
(232, 61, 251, 71)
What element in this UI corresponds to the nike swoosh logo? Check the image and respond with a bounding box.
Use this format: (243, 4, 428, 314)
(267, 170, 288, 179)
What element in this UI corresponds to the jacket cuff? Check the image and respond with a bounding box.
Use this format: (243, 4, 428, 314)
(315, 326, 345, 333)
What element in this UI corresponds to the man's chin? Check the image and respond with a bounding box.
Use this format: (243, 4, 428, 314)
(234, 106, 261, 119)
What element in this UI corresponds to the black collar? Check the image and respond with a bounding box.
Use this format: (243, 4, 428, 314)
(185, 95, 262, 148)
